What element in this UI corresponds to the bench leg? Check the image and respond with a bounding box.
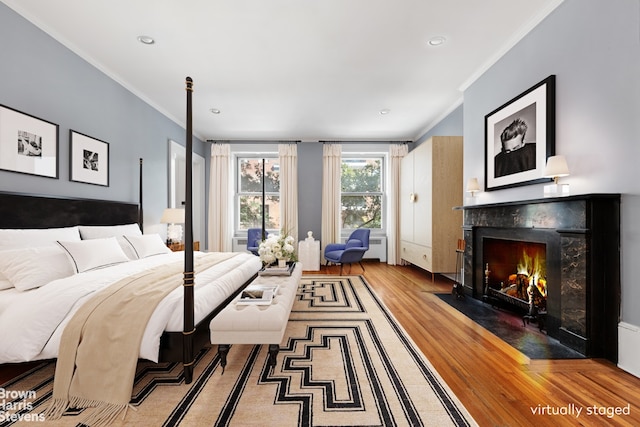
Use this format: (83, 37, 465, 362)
(218, 344, 230, 374)
(268, 344, 280, 368)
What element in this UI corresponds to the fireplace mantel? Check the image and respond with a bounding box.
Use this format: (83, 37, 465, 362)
(458, 194, 620, 362)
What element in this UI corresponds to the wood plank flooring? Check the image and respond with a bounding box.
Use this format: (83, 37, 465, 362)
(320, 261, 640, 427)
(2, 261, 639, 426)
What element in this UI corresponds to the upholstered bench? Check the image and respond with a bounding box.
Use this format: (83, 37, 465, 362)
(209, 262, 302, 371)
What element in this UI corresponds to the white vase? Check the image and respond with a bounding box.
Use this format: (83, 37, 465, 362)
(278, 259, 287, 268)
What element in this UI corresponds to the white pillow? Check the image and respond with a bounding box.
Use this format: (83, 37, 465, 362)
(123, 234, 171, 259)
(78, 223, 142, 239)
(57, 237, 130, 273)
(0, 246, 75, 291)
(79, 224, 142, 260)
(0, 226, 81, 249)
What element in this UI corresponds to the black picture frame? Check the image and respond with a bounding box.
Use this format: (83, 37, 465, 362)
(69, 130, 110, 186)
(0, 104, 59, 179)
(484, 75, 555, 191)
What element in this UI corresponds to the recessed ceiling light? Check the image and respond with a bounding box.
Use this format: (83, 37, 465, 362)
(137, 35, 155, 45)
(380, 109, 390, 115)
(210, 108, 221, 114)
(428, 36, 446, 47)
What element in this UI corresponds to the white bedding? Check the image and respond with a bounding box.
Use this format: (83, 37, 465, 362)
(0, 251, 261, 364)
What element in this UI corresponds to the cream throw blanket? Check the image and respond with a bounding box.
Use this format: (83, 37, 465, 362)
(44, 252, 238, 426)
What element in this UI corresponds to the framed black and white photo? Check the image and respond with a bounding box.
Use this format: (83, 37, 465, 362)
(0, 104, 59, 178)
(70, 130, 109, 186)
(485, 75, 555, 191)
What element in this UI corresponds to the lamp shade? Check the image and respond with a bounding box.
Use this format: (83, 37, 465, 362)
(543, 155, 570, 178)
(160, 208, 185, 224)
(466, 178, 481, 193)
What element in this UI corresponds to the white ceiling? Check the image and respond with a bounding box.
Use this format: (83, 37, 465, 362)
(2, 0, 563, 142)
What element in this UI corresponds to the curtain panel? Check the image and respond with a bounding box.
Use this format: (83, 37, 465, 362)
(278, 143, 298, 241)
(387, 143, 408, 265)
(208, 143, 232, 252)
(321, 143, 342, 254)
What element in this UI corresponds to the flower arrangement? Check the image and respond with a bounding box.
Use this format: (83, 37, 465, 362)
(258, 231, 297, 266)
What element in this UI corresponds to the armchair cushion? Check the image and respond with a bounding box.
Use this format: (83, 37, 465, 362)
(345, 239, 362, 249)
(324, 242, 346, 253)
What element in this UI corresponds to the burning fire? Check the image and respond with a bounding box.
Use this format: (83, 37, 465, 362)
(516, 249, 546, 297)
(500, 248, 547, 302)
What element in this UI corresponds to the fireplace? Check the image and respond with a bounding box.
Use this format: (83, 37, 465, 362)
(458, 194, 620, 362)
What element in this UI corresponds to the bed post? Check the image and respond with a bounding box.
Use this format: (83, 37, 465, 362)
(139, 158, 144, 231)
(183, 77, 195, 384)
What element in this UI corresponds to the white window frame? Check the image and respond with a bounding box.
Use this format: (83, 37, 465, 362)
(340, 153, 386, 236)
(234, 153, 280, 234)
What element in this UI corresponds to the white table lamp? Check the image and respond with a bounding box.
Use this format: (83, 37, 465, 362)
(160, 208, 185, 244)
(543, 155, 570, 197)
(466, 178, 481, 205)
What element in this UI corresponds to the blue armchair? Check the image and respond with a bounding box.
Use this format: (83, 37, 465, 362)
(323, 229, 370, 275)
(247, 228, 264, 256)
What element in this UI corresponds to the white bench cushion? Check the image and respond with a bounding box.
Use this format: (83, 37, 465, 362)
(210, 263, 301, 344)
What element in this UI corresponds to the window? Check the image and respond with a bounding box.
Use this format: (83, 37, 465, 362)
(237, 156, 280, 231)
(341, 156, 384, 231)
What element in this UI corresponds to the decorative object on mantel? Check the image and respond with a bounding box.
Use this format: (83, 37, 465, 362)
(543, 155, 570, 197)
(160, 208, 185, 244)
(258, 230, 297, 267)
(484, 75, 556, 191)
(465, 177, 481, 205)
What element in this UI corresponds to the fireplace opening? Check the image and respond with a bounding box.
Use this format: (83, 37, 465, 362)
(482, 238, 547, 323)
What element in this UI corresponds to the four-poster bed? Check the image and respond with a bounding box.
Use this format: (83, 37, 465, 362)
(0, 78, 260, 385)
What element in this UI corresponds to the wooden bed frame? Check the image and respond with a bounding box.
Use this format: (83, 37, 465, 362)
(0, 76, 252, 384)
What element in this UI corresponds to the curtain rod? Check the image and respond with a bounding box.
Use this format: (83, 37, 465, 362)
(206, 140, 300, 144)
(320, 140, 412, 144)
(206, 140, 412, 144)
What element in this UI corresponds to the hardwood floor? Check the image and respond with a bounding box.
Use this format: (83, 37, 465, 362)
(2, 261, 639, 426)
(318, 261, 640, 427)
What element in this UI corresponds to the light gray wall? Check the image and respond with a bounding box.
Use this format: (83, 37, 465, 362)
(297, 143, 323, 242)
(460, 0, 640, 325)
(0, 3, 206, 234)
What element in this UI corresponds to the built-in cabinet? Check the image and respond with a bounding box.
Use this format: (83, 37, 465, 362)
(400, 136, 463, 275)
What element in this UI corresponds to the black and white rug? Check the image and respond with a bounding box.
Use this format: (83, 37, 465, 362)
(1, 276, 476, 426)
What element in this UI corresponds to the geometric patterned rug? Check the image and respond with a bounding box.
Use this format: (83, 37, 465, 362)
(0, 275, 477, 426)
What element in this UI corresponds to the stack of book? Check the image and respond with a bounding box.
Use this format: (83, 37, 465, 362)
(258, 262, 295, 276)
(236, 284, 279, 305)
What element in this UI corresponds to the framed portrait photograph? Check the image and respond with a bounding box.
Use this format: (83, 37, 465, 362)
(0, 104, 59, 178)
(70, 130, 110, 186)
(484, 75, 556, 191)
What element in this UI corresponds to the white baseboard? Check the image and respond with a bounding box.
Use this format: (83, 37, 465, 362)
(618, 322, 640, 378)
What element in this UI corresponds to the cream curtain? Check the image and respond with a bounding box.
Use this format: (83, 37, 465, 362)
(321, 143, 342, 254)
(278, 143, 298, 240)
(207, 143, 232, 252)
(387, 143, 408, 265)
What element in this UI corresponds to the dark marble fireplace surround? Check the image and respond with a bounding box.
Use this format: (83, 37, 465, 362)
(459, 194, 620, 362)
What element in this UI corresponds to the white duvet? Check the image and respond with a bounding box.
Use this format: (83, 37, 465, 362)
(0, 251, 261, 364)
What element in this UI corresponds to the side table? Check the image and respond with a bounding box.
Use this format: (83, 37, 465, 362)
(298, 239, 320, 271)
(168, 241, 200, 252)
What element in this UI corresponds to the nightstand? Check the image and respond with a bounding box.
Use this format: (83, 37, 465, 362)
(168, 241, 200, 252)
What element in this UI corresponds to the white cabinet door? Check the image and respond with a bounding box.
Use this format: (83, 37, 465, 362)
(400, 150, 415, 243)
